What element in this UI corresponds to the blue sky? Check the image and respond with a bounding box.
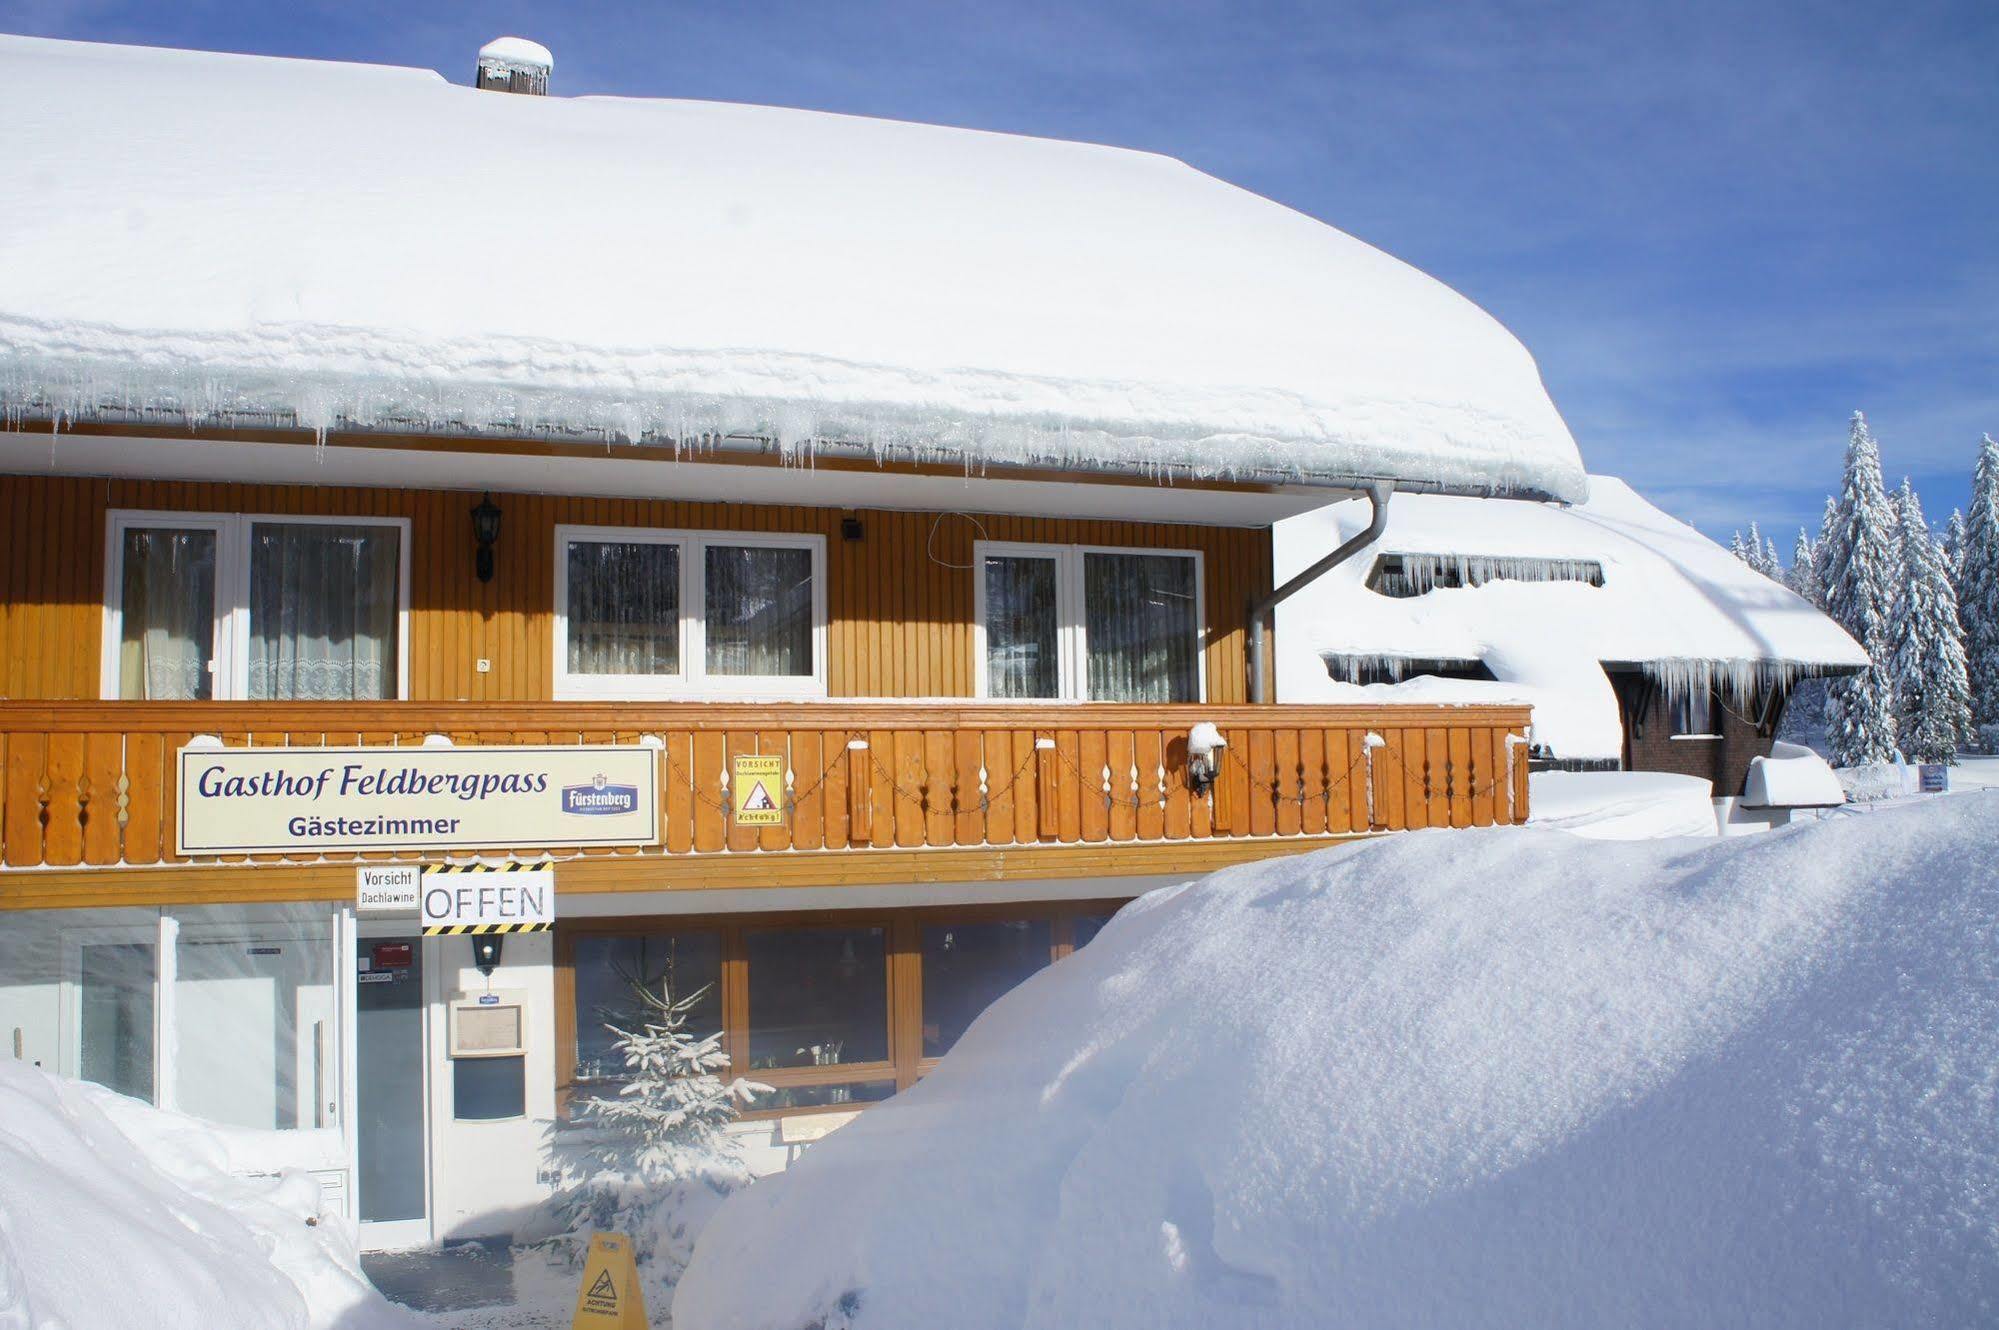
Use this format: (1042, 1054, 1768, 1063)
(10, 0, 1994, 542)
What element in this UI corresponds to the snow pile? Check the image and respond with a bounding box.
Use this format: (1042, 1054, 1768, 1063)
(0, 1061, 406, 1329)
(1743, 740, 1846, 808)
(1528, 769, 1717, 838)
(0, 35, 1584, 501)
(676, 799, 1999, 1329)
(1275, 475, 1869, 761)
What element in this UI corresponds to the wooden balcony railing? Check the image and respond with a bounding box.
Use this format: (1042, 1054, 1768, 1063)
(0, 702, 1531, 870)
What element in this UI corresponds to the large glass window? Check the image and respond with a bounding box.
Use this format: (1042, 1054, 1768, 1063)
(982, 554, 1061, 699)
(117, 526, 218, 701)
(745, 926, 889, 1071)
(246, 522, 400, 701)
(565, 541, 682, 678)
(569, 931, 723, 1096)
(173, 905, 337, 1131)
(921, 919, 1052, 1056)
(77, 940, 156, 1100)
(555, 527, 824, 697)
(1083, 552, 1198, 703)
(105, 512, 406, 701)
(975, 543, 1202, 702)
(705, 545, 813, 678)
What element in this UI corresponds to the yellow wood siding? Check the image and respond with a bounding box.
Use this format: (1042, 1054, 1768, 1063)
(0, 474, 1273, 703)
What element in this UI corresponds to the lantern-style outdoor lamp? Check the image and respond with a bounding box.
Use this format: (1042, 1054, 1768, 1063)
(471, 493, 503, 582)
(1187, 722, 1227, 796)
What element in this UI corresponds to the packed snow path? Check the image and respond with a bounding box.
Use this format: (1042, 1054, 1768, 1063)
(677, 797, 1999, 1329)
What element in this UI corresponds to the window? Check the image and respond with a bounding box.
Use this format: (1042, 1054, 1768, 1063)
(1367, 552, 1605, 598)
(974, 543, 1203, 702)
(569, 931, 723, 1098)
(1670, 688, 1718, 738)
(554, 527, 826, 698)
(921, 919, 1051, 1056)
(103, 512, 407, 701)
(558, 900, 1129, 1120)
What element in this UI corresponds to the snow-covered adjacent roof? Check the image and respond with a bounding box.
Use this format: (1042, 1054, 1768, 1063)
(0, 35, 1586, 501)
(1273, 476, 1869, 759)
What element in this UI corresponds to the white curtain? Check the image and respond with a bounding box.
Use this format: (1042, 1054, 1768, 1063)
(705, 545, 813, 677)
(246, 523, 399, 700)
(983, 554, 1060, 698)
(566, 540, 681, 675)
(1084, 552, 1198, 702)
(118, 527, 216, 700)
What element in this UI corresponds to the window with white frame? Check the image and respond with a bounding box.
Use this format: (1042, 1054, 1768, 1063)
(1669, 686, 1718, 738)
(103, 512, 408, 701)
(974, 543, 1202, 702)
(554, 526, 827, 698)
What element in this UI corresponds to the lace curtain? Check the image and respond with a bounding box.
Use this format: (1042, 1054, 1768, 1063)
(983, 554, 1060, 698)
(1084, 552, 1198, 702)
(705, 545, 812, 677)
(566, 540, 681, 675)
(118, 527, 217, 700)
(247, 523, 399, 700)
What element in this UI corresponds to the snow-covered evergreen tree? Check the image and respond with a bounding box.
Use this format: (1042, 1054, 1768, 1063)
(1962, 435, 1999, 750)
(1762, 535, 1781, 578)
(1887, 480, 1971, 762)
(1788, 528, 1824, 608)
(1819, 412, 1900, 765)
(1729, 529, 1750, 564)
(1943, 508, 1967, 585)
(522, 982, 765, 1294)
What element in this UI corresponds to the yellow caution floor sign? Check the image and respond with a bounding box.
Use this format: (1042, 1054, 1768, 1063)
(571, 1231, 647, 1329)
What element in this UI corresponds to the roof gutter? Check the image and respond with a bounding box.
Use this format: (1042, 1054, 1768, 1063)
(1247, 479, 1392, 704)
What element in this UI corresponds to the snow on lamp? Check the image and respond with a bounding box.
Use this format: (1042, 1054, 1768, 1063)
(1187, 722, 1227, 796)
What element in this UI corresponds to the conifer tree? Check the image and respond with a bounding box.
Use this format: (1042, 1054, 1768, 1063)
(1962, 435, 1999, 750)
(1819, 412, 1900, 765)
(1887, 481, 1971, 762)
(524, 982, 765, 1292)
(1730, 529, 1750, 564)
(1943, 508, 1967, 585)
(1788, 528, 1824, 608)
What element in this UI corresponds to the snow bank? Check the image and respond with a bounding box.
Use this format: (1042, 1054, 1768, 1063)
(1274, 476, 1868, 761)
(0, 1062, 406, 1329)
(676, 799, 1999, 1329)
(0, 35, 1584, 502)
(1527, 769, 1717, 838)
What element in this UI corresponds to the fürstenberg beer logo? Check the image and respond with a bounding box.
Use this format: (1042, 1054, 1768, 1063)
(561, 772, 640, 816)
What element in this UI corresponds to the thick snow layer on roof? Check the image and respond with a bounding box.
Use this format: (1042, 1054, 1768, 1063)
(0, 1062, 405, 1328)
(0, 35, 1585, 500)
(1273, 475, 1869, 760)
(676, 799, 1999, 1329)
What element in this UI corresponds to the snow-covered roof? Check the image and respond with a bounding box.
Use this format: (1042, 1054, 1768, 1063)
(1273, 476, 1870, 760)
(0, 35, 1587, 501)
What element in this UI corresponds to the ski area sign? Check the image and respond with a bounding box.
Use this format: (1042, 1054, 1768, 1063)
(175, 744, 660, 855)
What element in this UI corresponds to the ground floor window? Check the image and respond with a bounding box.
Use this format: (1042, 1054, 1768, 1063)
(0, 903, 339, 1130)
(557, 899, 1128, 1117)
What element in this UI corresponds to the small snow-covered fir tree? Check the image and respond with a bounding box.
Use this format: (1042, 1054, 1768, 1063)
(1788, 528, 1824, 608)
(524, 982, 765, 1292)
(1819, 412, 1900, 765)
(1943, 508, 1967, 586)
(1730, 529, 1751, 564)
(1962, 435, 1999, 750)
(1887, 481, 1971, 762)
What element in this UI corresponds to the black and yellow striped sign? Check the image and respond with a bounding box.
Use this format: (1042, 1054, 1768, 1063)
(420, 862, 555, 936)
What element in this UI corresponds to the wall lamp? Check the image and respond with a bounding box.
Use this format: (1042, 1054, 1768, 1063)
(471, 493, 503, 583)
(1187, 722, 1227, 796)
(472, 934, 504, 976)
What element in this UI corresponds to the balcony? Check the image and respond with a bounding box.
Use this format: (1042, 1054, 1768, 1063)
(0, 701, 1531, 903)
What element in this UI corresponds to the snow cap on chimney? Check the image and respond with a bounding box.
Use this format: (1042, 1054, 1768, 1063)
(477, 37, 552, 95)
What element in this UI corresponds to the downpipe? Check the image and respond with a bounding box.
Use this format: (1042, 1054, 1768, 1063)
(1247, 479, 1393, 703)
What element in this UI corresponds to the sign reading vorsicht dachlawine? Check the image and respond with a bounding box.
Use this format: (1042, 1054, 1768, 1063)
(177, 745, 659, 855)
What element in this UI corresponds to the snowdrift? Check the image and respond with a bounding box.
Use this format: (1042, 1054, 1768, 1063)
(0, 1062, 406, 1330)
(676, 798, 1999, 1329)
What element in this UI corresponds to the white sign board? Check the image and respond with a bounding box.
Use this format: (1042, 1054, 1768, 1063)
(356, 865, 421, 913)
(176, 745, 659, 855)
(421, 867, 556, 934)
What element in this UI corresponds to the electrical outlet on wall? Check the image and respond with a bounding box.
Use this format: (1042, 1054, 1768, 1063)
(476, 658, 491, 673)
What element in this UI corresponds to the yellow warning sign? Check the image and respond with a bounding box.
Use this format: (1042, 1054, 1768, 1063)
(732, 753, 786, 826)
(570, 1231, 647, 1329)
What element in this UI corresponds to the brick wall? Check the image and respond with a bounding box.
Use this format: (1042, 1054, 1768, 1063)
(1612, 672, 1781, 797)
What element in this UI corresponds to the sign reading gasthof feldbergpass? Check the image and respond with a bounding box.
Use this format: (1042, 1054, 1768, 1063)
(176, 745, 659, 855)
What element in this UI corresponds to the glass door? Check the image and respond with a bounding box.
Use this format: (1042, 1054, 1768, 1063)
(356, 934, 429, 1248)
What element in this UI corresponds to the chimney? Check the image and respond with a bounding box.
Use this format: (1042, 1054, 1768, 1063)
(476, 37, 552, 96)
